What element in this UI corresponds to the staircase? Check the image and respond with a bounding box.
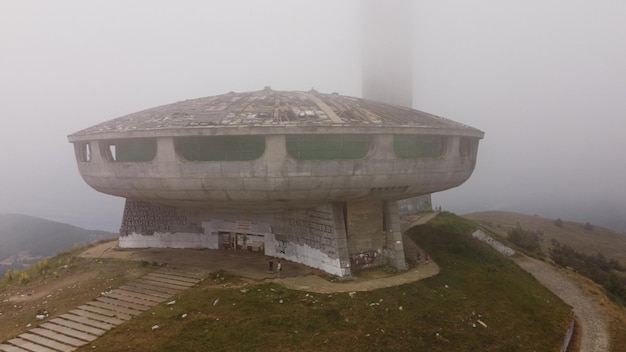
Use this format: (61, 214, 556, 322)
(0, 268, 203, 352)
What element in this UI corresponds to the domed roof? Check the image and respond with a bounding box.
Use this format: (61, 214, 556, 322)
(68, 88, 483, 141)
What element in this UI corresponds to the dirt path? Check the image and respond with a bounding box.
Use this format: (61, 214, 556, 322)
(271, 262, 439, 293)
(513, 255, 609, 352)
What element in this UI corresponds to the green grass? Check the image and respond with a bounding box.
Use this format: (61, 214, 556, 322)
(76, 213, 572, 351)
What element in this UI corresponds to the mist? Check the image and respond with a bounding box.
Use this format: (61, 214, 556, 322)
(1, 1, 625, 232)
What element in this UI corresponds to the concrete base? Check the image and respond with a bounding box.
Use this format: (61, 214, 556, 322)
(118, 199, 408, 277)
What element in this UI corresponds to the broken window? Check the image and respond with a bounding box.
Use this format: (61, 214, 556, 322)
(76, 142, 91, 162)
(175, 135, 265, 161)
(459, 137, 478, 158)
(100, 138, 157, 162)
(393, 135, 444, 158)
(286, 134, 370, 160)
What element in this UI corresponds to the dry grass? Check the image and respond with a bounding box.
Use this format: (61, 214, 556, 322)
(0, 246, 154, 342)
(465, 211, 626, 351)
(67, 213, 573, 352)
(465, 211, 626, 263)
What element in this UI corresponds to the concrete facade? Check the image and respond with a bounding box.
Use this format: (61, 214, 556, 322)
(69, 89, 483, 277)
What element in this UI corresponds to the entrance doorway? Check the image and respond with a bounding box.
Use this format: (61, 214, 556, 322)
(218, 231, 265, 253)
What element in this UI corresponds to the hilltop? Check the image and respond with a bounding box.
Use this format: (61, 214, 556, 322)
(0, 214, 115, 269)
(2, 212, 626, 351)
(464, 211, 626, 263)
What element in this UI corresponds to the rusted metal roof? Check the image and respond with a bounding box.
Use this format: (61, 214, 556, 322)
(69, 88, 484, 138)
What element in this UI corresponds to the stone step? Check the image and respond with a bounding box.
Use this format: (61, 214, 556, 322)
(77, 305, 131, 321)
(1, 269, 202, 352)
(106, 289, 164, 303)
(136, 278, 186, 292)
(148, 272, 200, 285)
(96, 296, 151, 312)
(86, 300, 142, 317)
(7, 338, 56, 352)
(29, 328, 88, 347)
(156, 268, 205, 280)
(0, 343, 30, 352)
(124, 281, 179, 296)
(60, 314, 115, 330)
(144, 274, 196, 287)
(67, 309, 124, 326)
(39, 323, 96, 343)
(18, 333, 74, 352)
(48, 318, 108, 337)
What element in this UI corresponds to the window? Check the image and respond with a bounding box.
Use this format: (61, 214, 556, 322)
(175, 136, 265, 161)
(76, 142, 91, 162)
(100, 138, 157, 162)
(286, 134, 369, 160)
(459, 137, 478, 157)
(393, 135, 444, 158)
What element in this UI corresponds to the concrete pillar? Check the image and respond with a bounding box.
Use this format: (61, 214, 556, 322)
(346, 201, 384, 255)
(155, 137, 177, 162)
(384, 200, 408, 270)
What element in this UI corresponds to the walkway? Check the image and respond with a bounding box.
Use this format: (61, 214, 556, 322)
(513, 255, 609, 352)
(0, 268, 203, 352)
(270, 262, 439, 293)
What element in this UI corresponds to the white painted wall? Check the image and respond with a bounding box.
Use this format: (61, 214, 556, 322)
(119, 232, 218, 249)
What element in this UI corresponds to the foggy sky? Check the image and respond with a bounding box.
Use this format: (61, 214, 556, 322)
(1, 1, 625, 232)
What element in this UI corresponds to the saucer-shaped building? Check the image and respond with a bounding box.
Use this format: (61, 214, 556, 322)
(68, 88, 483, 276)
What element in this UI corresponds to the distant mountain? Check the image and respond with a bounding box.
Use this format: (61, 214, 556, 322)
(0, 214, 115, 269)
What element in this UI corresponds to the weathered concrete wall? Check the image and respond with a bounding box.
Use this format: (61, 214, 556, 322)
(383, 200, 407, 270)
(346, 201, 385, 269)
(75, 134, 480, 210)
(119, 231, 217, 249)
(118, 200, 352, 276)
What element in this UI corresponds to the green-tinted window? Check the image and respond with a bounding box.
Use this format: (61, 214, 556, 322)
(393, 135, 444, 158)
(286, 135, 369, 160)
(101, 138, 157, 162)
(459, 137, 478, 157)
(175, 136, 265, 161)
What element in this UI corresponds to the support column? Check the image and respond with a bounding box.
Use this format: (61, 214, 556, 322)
(384, 200, 408, 270)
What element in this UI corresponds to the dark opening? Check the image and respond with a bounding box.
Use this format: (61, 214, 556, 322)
(175, 136, 265, 161)
(393, 135, 444, 158)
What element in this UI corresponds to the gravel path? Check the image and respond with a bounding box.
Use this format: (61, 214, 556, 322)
(513, 255, 609, 352)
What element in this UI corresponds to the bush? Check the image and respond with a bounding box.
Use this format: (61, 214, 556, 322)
(551, 239, 626, 305)
(554, 218, 563, 228)
(508, 225, 542, 253)
(604, 273, 626, 305)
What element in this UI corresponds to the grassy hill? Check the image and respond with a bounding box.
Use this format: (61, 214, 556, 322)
(0, 214, 115, 269)
(464, 211, 626, 264)
(61, 213, 571, 352)
(11, 213, 624, 350)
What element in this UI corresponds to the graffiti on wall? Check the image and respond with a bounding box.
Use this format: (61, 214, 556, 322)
(350, 250, 379, 267)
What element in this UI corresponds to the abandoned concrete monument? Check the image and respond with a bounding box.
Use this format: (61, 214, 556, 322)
(68, 89, 483, 277)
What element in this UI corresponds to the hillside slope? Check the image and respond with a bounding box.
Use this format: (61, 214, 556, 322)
(464, 211, 626, 264)
(0, 214, 115, 268)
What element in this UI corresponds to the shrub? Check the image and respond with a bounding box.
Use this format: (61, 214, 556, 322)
(508, 225, 542, 253)
(554, 218, 563, 228)
(18, 271, 29, 285)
